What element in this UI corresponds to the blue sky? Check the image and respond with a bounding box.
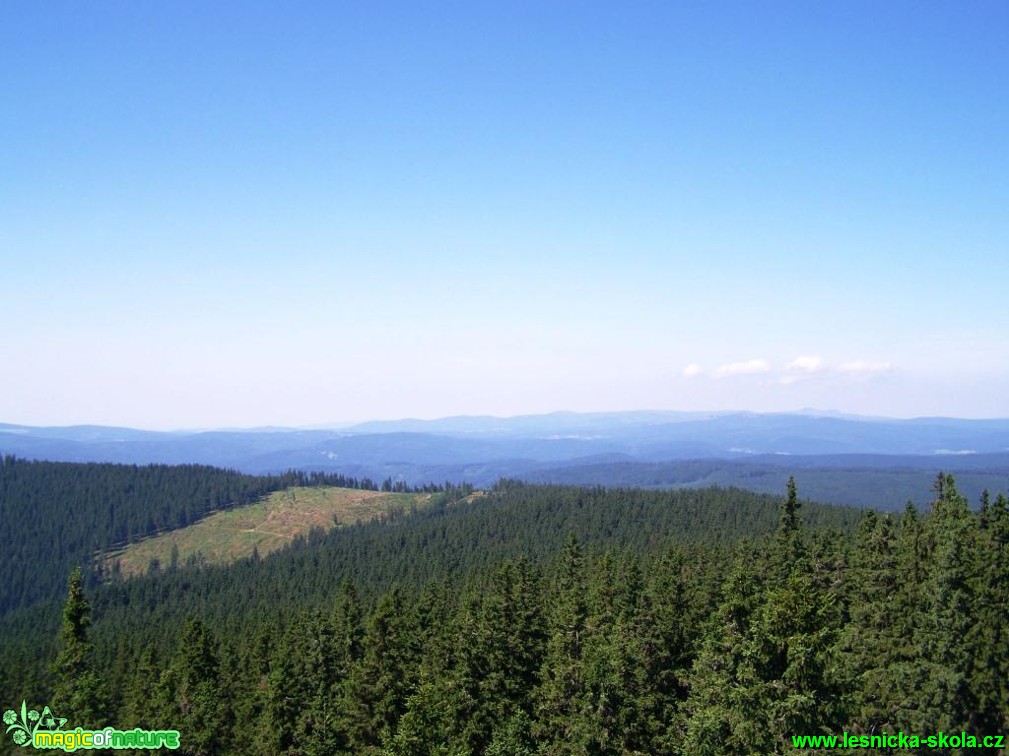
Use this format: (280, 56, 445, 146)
(2, 2, 1007, 428)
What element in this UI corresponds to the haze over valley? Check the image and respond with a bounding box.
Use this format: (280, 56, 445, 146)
(3, 410, 1008, 509)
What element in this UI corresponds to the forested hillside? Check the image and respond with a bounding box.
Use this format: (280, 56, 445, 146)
(2, 470, 1007, 754)
(523, 455, 1009, 510)
(0, 457, 378, 615)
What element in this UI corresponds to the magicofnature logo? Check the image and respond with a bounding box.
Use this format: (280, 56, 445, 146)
(3, 700, 179, 751)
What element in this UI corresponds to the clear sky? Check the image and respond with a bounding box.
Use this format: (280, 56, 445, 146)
(2, 2, 1007, 429)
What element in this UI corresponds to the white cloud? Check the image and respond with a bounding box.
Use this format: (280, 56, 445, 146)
(715, 358, 771, 378)
(780, 355, 826, 384)
(786, 355, 824, 372)
(681, 356, 894, 389)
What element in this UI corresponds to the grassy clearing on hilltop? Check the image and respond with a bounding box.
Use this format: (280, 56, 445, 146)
(101, 486, 426, 578)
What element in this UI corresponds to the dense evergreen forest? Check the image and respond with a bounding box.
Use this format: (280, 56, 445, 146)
(1, 466, 1007, 754)
(0, 457, 438, 615)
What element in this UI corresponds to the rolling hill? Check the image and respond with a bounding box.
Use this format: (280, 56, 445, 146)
(3, 411, 1008, 508)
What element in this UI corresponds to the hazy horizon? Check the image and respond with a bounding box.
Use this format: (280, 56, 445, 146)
(4, 406, 1009, 436)
(4, 3, 1007, 429)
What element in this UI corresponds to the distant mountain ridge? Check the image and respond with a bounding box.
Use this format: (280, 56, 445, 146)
(3, 411, 1009, 509)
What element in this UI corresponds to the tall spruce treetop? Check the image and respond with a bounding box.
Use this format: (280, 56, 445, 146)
(52, 567, 104, 726)
(156, 616, 225, 756)
(771, 477, 804, 579)
(915, 473, 978, 734)
(59, 568, 90, 646)
(970, 490, 1009, 734)
(781, 476, 800, 534)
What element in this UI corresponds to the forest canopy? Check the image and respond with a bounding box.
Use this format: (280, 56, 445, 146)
(1, 464, 1006, 755)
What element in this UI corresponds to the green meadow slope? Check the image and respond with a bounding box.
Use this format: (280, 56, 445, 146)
(102, 486, 427, 577)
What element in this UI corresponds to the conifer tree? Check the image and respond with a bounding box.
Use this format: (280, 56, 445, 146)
(678, 554, 764, 755)
(303, 613, 349, 755)
(770, 476, 804, 579)
(262, 622, 301, 754)
(230, 624, 275, 756)
(51, 567, 104, 726)
(121, 645, 160, 728)
(972, 492, 1009, 732)
(457, 559, 547, 752)
(839, 511, 905, 732)
(638, 549, 699, 752)
(533, 533, 592, 753)
(155, 616, 226, 756)
(680, 480, 843, 754)
(343, 586, 416, 751)
(486, 709, 536, 756)
(578, 553, 652, 752)
(913, 473, 978, 733)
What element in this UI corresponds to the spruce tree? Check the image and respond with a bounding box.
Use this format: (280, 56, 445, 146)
(914, 473, 978, 733)
(680, 480, 843, 754)
(155, 616, 226, 756)
(770, 476, 804, 579)
(343, 586, 416, 751)
(678, 553, 764, 755)
(120, 645, 160, 728)
(533, 533, 593, 754)
(972, 492, 1009, 732)
(51, 567, 104, 726)
(839, 511, 904, 732)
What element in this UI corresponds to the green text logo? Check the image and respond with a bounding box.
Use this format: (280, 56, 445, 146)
(4, 701, 179, 751)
